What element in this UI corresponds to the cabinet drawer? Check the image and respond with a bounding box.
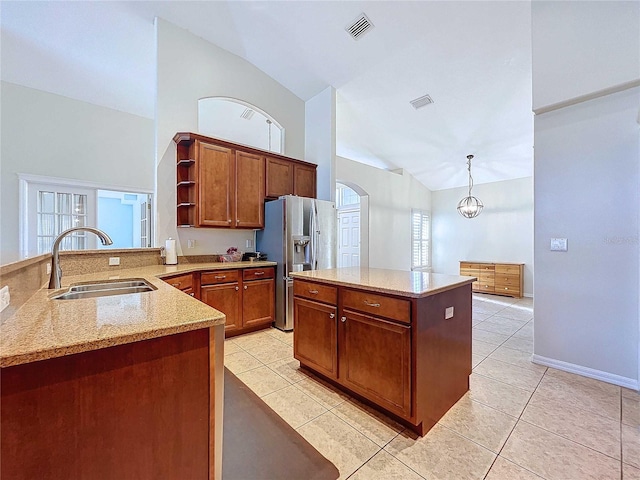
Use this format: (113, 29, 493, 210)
(342, 289, 411, 324)
(477, 283, 495, 293)
(495, 264, 521, 275)
(460, 262, 482, 270)
(478, 264, 495, 272)
(494, 274, 520, 287)
(163, 273, 193, 291)
(294, 280, 337, 305)
(494, 285, 520, 296)
(478, 273, 495, 286)
(201, 270, 239, 285)
(460, 268, 478, 278)
(242, 267, 275, 281)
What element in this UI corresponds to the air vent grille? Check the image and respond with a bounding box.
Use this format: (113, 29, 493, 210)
(346, 13, 374, 40)
(240, 108, 255, 120)
(410, 94, 434, 110)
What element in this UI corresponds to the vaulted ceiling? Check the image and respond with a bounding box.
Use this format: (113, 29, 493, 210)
(1, 1, 533, 191)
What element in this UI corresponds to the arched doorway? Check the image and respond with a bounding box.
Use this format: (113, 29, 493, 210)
(335, 182, 369, 268)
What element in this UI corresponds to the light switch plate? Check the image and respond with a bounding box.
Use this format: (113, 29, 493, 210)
(445, 306, 454, 319)
(550, 238, 568, 252)
(187, 239, 196, 249)
(0, 286, 10, 313)
(109, 257, 120, 266)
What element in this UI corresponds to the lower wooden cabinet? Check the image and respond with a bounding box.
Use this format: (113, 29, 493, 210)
(292, 278, 471, 436)
(293, 298, 337, 379)
(200, 267, 275, 336)
(460, 261, 524, 298)
(339, 309, 411, 417)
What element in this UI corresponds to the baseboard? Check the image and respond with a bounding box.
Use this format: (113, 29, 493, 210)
(523, 293, 533, 298)
(532, 354, 639, 391)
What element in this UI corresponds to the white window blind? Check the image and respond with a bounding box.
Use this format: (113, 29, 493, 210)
(411, 209, 430, 270)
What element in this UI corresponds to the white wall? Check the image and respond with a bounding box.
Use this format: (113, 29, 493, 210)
(432, 177, 533, 296)
(155, 18, 306, 256)
(532, 1, 640, 387)
(534, 87, 639, 385)
(305, 86, 335, 201)
(0, 81, 154, 264)
(336, 157, 431, 271)
(532, 1, 640, 111)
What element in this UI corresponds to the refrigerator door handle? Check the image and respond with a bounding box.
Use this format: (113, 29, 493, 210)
(309, 201, 317, 269)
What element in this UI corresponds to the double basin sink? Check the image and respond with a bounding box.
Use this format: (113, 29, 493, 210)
(52, 279, 157, 300)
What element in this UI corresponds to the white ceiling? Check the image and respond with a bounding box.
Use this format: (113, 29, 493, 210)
(1, 1, 533, 191)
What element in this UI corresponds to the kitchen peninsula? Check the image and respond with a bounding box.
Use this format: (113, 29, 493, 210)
(291, 267, 474, 436)
(0, 260, 273, 480)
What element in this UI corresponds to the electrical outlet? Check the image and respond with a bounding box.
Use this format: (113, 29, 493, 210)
(0, 286, 10, 313)
(187, 239, 196, 249)
(46, 263, 52, 275)
(109, 257, 120, 266)
(246, 239, 253, 248)
(550, 238, 568, 252)
(445, 306, 454, 319)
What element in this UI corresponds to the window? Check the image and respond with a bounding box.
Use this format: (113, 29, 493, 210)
(20, 175, 152, 258)
(411, 209, 430, 270)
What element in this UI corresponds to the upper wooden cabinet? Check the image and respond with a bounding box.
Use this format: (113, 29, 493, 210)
(174, 133, 317, 228)
(293, 163, 317, 198)
(265, 157, 294, 198)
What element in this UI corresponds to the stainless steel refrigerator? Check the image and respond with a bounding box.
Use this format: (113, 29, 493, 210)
(256, 196, 337, 331)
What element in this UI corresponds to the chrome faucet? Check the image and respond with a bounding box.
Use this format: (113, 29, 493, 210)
(48, 227, 113, 289)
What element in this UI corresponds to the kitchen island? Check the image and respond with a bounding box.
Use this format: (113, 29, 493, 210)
(291, 267, 475, 436)
(0, 262, 273, 480)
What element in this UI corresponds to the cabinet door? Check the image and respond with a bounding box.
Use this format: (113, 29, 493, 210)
(265, 157, 294, 198)
(201, 283, 241, 333)
(293, 164, 316, 198)
(235, 151, 265, 228)
(242, 278, 275, 328)
(293, 298, 337, 379)
(339, 309, 411, 418)
(198, 142, 233, 227)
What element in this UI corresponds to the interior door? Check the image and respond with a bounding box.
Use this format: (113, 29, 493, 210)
(337, 207, 360, 268)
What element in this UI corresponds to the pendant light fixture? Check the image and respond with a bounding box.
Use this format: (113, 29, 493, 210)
(457, 154, 483, 218)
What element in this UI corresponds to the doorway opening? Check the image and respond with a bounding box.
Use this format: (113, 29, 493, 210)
(335, 182, 369, 268)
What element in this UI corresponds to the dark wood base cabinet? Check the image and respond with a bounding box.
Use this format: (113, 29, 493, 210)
(293, 280, 472, 436)
(1, 327, 224, 480)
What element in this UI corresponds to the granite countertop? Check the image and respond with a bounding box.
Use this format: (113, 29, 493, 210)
(0, 261, 276, 368)
(290, 267, 476, 298)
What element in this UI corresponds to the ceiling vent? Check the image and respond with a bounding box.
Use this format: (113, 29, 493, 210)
(240, 108, 255, 120)
(410, 94, 434, 110)
(346, 13, 374, 40)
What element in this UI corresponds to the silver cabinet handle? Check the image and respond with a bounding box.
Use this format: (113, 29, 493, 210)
(214, 275, 226, 279)
(254, 271, 265, 276)
(244, 285, 247, 290)
(189, 292, 195, 296)
(329, 313, 335, 319)
(308, 289, 319, 294)
(235, 286, 239, 291)
(171, 282, 181, 287)
(363, 300, 381, 307)
(341, 316, 346, 323)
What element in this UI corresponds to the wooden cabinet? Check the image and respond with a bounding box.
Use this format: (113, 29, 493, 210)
(163, 272, 197, 299)
(339, 309, 411, 417)
(235, 150, 264, 228)
(292, 278, 471, 436)
(201, 267, 275, 336)
(174, 133, 318, 228)
(294, 163, 317, 198)
(459, 261, 524, 298)
(266, 156, 318, 199)
(265, 157, 294, 198)
(173, 133, 265, 229)
(294, 298, 338, 379)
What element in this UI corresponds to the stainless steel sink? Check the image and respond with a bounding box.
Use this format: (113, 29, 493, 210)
(52, 279, 157, 300)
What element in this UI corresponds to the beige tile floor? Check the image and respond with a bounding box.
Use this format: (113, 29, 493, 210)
(224, 293, 640, 480)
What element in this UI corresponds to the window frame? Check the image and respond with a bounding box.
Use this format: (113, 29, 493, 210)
(19, 173, 153, 259)
(410, 208, 431, 271)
